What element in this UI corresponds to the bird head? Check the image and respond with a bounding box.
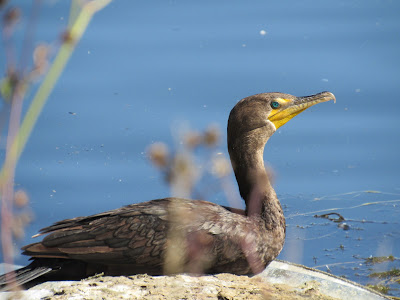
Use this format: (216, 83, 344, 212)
(227, 91, 336, 149)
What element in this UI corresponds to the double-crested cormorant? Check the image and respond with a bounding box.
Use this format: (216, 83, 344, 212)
(0, 91, 335, 289)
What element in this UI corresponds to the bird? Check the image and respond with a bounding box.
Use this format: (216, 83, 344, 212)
(0, 91, 335, 290)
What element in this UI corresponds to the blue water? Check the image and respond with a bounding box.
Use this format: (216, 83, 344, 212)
(1, 0, 400, 295)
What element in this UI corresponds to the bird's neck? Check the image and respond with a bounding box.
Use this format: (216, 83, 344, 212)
(228, 134, 284, 228)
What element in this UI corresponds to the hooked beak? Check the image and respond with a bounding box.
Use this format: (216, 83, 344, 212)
(268, 91, 336, 129)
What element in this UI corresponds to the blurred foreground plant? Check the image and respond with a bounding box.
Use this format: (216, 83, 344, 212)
(148, 125, 245, 273)
(0, 0, 111, 284)
(148, 125, 235, 200)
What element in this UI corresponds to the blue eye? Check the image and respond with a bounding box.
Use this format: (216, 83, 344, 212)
(271, 101, 280, 109)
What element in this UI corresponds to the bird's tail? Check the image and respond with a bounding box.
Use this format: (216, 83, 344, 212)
(0, 263, 53, 291)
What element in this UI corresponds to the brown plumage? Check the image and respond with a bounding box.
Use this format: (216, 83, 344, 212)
(0, 91, 335, 289)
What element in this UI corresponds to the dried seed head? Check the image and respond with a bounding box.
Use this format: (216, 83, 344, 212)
(184, 131, 202, 149)
(33, 44, 49, 63)
(32, 44, 49, 76)
(14, 190, 29, 207)
(11, 218, 25, 239)
(148, 142, 169, 168)
(0, 72, 17, 102)
(6, 67, 19, 87)
(11, 212, 32, 239)
(0, 0, 8, 10)
(19, 212, 33, 224)
(203, 125, 220, 147)
(3, 7, 20, 27)
(173, 154, 192, 176)
(61, 30, 75, 45)
(169, 153, 197, 198)
(211, 155, 231, 178)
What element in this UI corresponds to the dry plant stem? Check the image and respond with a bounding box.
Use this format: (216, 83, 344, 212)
(1, 83, 24, 282)
(2, 11, 17, 71)
(0, 104, 10, 145)
(164, 200, 188, 274)
(18, 0, 41, 72)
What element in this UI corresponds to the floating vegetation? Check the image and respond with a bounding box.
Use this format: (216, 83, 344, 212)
(365, 267, 400, 297)
(369, 268, 400, 279)
(314, 212, 351, 230)
(314, 212, 345, 222)
(365, 255, 395, 265)
(363, 256, 400, 296)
